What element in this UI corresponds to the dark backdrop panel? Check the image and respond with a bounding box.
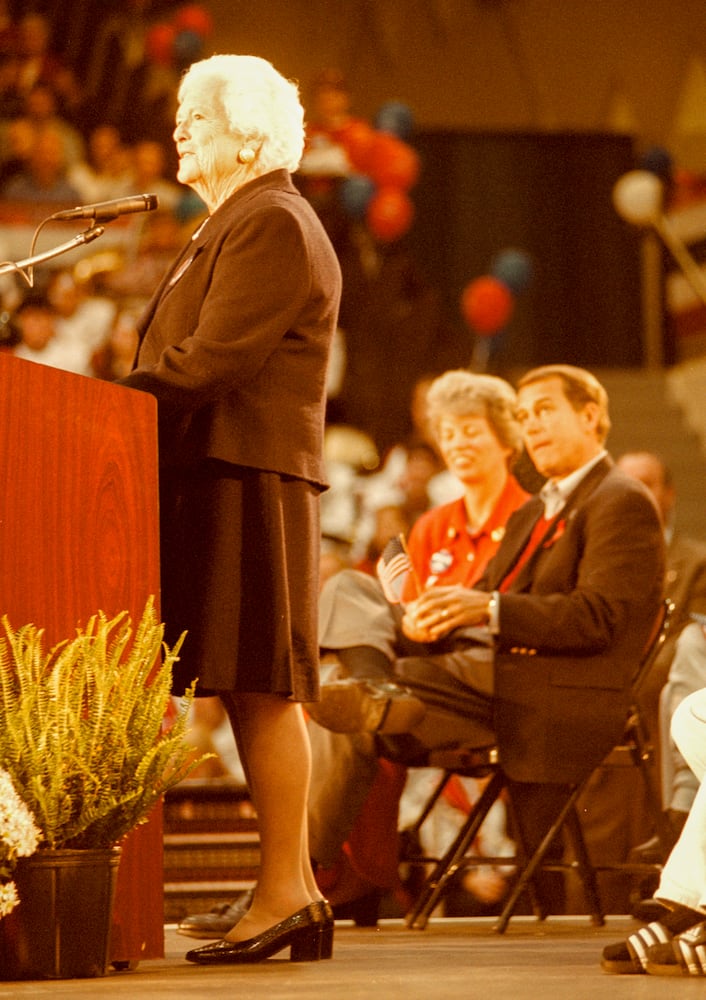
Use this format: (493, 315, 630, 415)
(408, 130, 643, 372)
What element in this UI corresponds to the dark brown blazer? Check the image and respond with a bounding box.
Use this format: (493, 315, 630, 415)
(482, 457, 665, 783)
(120, 169, 342, 488)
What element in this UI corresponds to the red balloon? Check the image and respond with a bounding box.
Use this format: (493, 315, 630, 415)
(173, 4, 214, 37)
(336, 119, 377, 172)
(145, 23, 177, 66)
(461, 276, 514, 335)
(367, 132, 420, 191)
(366, 187, 414, 242)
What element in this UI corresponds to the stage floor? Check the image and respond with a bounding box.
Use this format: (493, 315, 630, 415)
(0, 916, 690, 999)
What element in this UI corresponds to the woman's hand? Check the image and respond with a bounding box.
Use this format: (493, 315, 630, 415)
(401, 586, 491, 643)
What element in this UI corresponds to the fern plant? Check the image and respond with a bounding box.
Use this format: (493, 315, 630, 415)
(0, 598, 209, 850)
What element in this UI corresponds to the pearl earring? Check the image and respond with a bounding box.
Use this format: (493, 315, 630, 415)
(238, 148, 255, 164)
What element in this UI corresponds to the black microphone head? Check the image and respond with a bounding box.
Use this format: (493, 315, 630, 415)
(50, 193, 161, 222)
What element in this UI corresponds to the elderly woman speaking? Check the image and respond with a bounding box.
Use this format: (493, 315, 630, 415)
(120, 55, 341, 964)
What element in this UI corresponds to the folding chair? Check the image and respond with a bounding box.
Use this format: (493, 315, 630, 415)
(402, 598, 673, 932)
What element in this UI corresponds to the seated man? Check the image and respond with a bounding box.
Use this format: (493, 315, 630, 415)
(306, 364, 665, 911)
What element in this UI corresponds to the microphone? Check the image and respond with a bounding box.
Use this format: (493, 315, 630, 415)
(52, 194, 159, 222)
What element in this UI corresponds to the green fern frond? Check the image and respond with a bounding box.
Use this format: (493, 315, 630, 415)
(0, 599, 211, 850)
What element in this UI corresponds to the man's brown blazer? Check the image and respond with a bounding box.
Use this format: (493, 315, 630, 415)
(482, 457, 665, 783)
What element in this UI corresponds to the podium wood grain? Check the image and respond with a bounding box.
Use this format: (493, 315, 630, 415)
(0, 353, 165, 962)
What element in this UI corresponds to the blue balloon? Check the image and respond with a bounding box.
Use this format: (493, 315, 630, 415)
(639, 146, 673, 184)
(490, 248, 534, 294)
(340, 174, 376, 220)
(173, 29, 203, 68)
(374, 101, 414, 141)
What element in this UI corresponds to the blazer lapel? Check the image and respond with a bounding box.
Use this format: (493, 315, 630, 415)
(135, 221, 211, 346)
(552, 455, 613, 522)
(484, 495, 544, 589)
(483, 456, 614, 592)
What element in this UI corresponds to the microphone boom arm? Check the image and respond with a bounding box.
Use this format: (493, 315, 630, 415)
(0, 225, 106, 281)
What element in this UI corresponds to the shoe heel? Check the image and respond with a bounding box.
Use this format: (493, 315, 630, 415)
(318, 923, 334, 959)
(290, 926, 322, 962)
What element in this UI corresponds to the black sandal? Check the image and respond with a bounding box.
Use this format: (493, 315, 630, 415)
(601, 905, 704, 974)
(645, 921, 706, 976)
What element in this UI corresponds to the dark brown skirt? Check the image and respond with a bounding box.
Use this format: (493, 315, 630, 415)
(159, 460, 321, 700)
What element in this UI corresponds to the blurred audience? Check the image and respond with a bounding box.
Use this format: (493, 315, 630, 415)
(349, 376, 460, 563)
(15, 13, 65, 97)
(319, 539, 353, 592)
(1, 123, 80, 203)
(68, 123, 133, 202)
(98, 208, 187, 305)
(617, 452, 706, 714)
(0, 50, 21, 118)
(0, 302, 20, 351)
(128, 139, 184, 213)
(46, 267, 115, 377)
(320, 424, 380, 548)
(0, 115, 35, 187)
(82, 0, 179, 146)
(91, 307, 140, 381)
(354, 503, 413, 576)
(0, 1, 16, 57)
(22, 80, 84, 166)
(9, 270, 112, 376)
(11, 289, 59, 364)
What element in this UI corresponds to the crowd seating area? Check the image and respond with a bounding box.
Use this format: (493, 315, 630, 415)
(0, 5, 211, 376)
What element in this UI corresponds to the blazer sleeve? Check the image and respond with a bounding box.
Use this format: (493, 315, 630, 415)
(122, 202, 315, 420)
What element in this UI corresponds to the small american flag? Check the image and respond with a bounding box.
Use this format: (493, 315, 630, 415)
(376, 534, 419, 604)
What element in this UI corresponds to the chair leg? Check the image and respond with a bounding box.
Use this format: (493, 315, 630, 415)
(405, 768, 505, 929)
(629, 715, 674, 859)
(503, 786, 545, 921)
(564, 805, 604, 927)
(493, 784, 583, 934)
(405, 770, 453, 841)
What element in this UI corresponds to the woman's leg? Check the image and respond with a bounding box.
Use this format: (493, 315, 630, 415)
(219, 691, 321, 940)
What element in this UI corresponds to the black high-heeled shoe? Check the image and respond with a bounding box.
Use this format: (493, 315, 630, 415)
(310, 899, 334, 959)
(185, 904, 324, 964)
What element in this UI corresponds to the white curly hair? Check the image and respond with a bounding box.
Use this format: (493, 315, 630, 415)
(178, 54, 305, 172)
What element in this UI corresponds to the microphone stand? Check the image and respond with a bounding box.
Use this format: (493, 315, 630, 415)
(0, 225, 106, 281)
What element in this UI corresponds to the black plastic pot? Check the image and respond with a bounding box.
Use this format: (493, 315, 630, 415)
(0, 847, 121, 980)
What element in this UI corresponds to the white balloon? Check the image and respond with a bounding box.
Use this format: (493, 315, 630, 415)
(612, 170, 663, 226)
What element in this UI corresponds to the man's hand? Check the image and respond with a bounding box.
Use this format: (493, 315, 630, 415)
(401, 586, 491, 643)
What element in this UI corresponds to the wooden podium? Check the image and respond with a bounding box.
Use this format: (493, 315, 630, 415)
(0, 353, 165, 963)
